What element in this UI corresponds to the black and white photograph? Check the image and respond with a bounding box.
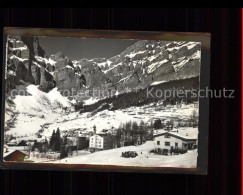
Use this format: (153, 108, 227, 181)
(1, 8, 242, 195)
(2, 32, 201, 169)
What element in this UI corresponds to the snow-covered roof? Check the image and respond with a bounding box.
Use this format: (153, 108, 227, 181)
(153, 127, 198, 141)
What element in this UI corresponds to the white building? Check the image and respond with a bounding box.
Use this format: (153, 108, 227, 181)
(89, 134, 104, 151)
(153, 128, 198, 154)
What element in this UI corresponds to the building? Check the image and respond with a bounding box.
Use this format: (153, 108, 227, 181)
(89, 133, 114, 152)
(89, 134, 104, 152)
(77, 137, 89, 150)
(153, 128, 198, 154)
(17, 140, 28, 146)
(89, 125, 114, 152)
(66, 136, 88, 150)
(7, 139, 18, 146)
(3, 150, 29, 162)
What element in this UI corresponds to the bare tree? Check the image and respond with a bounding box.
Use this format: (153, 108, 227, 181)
(190, 109, 199, 127)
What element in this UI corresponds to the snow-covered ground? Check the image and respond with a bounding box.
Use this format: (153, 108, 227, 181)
(56, 141, 197, 168)
(5, 85, 72, 137)
(5, 84, 198, 138)
(4, 84, 198, 168)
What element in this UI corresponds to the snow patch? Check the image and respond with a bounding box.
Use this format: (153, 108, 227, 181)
(10, 55, 28, 62)
(147, 59, 168, 73)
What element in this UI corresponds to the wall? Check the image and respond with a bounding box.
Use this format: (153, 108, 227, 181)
(154, 135, 183, 150)
(89, 135, 103, 149)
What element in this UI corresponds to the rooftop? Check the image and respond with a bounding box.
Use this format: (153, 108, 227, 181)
(153, 127, 198, 140)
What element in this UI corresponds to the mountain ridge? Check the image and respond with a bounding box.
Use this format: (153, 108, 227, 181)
(6, 36, 201, 102)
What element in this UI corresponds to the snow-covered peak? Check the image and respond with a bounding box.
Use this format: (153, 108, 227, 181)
(35, 56, 56, 66)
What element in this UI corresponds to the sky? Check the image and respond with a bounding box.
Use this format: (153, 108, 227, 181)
(38, 36, 138, 60)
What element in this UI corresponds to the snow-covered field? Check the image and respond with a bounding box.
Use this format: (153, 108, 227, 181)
(56, 141, 197, 168)
(5, 85, 71, 137)
(5, 84, 198, 138)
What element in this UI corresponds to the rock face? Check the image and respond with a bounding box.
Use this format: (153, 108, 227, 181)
(53, 66, 83, 93)
(6, 36, 201, 100)
(6, 36, 55, 93)
(67, 40, 201, 99)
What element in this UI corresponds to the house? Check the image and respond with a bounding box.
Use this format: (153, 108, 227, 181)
(17, 140, 28, 146)
(3, 150, 29, 162)
(153, 128, 198, 155)
(164, 124, 173, 131)
(7, 139, 18, 146)
(26, 140, 36, 147)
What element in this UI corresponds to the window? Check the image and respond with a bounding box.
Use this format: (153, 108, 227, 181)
(157, 141, 160, 145)
(165, 142, 170, 146)
(175, 142, 178, 147)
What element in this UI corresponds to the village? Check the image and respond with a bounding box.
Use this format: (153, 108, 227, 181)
(3, 105, 198, 164)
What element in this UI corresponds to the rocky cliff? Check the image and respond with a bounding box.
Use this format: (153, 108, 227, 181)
(70, 40, 201, 98)
(6, 36, 201, 101)
(6, 36, 56, 93)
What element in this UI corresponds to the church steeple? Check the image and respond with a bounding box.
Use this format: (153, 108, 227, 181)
(93, 125, 96, 135)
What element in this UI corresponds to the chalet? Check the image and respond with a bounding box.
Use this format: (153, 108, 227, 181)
(164, 124, 173, 131)
(153, 128, 198, 155)
(17, 140, 29, 150)
(3, 150, 29, 162)
(17, 140, 28, 146)
(26, 140, 36, 147)
(7, 139, 18, 146)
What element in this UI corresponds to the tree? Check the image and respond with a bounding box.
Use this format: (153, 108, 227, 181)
(125, 121, 132, 131)
(132, 121, 139, 132)
(131, 121, 139, 143)
(55, 128, 61, 152)
(153, 119, 163, 129)
(60, 145, 68, 159)
(138, 121, 147, 144)
(43, 139, 48, 153)
(190, 110, 198, 127)
(116, 125, 122, 148)
(63, 136, 67, 146)
(50, 128, 61, 152)
(50, 130, 56, 151)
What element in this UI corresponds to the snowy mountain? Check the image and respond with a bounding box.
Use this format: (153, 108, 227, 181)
(5, 36, 200, 136)
(6, 36, 200, 102)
